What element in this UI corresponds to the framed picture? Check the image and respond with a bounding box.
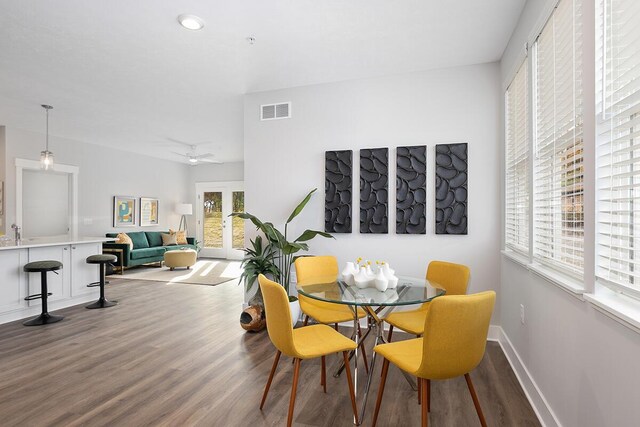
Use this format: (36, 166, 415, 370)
(139, 197, 159, 227)
(113, 196, 136, 227)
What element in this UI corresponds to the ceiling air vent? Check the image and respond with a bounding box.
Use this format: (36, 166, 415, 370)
(261, 102, 291, 121)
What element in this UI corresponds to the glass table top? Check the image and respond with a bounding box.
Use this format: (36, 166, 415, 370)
(296, 276, 446, 307)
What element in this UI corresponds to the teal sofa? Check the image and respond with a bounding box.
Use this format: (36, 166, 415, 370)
(103, 231, 197, 268)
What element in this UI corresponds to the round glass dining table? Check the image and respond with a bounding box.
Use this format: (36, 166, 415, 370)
(296, 276, 445, 425)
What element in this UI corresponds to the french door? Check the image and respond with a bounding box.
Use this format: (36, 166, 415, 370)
(195, 181, 245, 260)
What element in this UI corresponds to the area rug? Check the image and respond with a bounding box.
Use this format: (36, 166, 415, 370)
(118, 259, 242, 286)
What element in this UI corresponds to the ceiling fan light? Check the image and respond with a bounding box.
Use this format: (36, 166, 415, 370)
(188, 157, 198, 163)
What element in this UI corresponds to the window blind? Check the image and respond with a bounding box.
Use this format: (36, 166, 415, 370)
(533, 0, 584, 278)
(596, 0, 640, 294)
(505, 60, 530, 254)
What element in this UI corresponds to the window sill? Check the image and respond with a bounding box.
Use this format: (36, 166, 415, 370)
(501, 250, 529, 268)
(585, 287, 640, 334)
(527, 263, 585, 299)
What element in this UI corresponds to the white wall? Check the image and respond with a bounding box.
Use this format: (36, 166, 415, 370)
(3, 127, 189, 236)
(499, 0, 640, 426)
(244, 63, 502, 318)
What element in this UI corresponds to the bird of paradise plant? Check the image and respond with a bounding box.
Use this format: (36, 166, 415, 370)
(231, 188, 334, 299)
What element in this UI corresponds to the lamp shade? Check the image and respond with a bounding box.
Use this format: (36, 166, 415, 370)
(176, 203, 193, 215)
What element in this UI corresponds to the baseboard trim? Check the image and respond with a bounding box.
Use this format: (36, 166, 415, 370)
(496, 326, 561, 427)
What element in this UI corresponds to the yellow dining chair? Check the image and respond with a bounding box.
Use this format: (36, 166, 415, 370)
(384, 260, 470, 341)
(372, 291, 496, 427)
(258, 274, 359, 426)
(295, 256, 369, 371)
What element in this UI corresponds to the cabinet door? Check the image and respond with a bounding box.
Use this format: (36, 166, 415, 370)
(27, 246, 71, 306)
(71, 243, 101, 297)
(0, 249, 28, 313)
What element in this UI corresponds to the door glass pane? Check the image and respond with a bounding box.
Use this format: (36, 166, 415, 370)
(232, 191, 245, 249)
(203, 192, 223, 248)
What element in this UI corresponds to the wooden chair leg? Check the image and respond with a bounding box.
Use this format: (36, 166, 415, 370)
(372, 358, 390, 427)
(427, 379, 431, 412)
(321, 356, 327, 393)
(342, 351, 359, 425)
(334, 323, 339, 331)
(387, 325, 394, 342)
(303, 315, 309, 326)
(260, 350, 281, 410)
(287, 358, 302, 427)
(421, 376, 428, 427)
(357, 322, 369, 374)
(418, 378, 422, 404)
(464, 373, 487, 427)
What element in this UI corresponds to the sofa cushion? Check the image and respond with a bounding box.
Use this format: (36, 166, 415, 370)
(145, 232, 164, 247)
(130, 247, 165, 260)
(128, 231, 150, 249)
(161, 233, 177, 246)
(115, 233, 134, 250)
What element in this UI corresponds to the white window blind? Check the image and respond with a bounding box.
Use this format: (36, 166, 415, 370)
(596, 0, 640, 295)
(533, 0, 584, 278)
(505, 60, 530, 254)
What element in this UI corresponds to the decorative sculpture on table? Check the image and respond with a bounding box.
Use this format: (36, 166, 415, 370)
(435, 143, 468, 235)
(342, 258, 398, 292)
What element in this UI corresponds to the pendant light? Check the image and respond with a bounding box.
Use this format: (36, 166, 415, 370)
(40, 104, 54, 170)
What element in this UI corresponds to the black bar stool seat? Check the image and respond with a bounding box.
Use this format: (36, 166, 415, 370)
(23, 260, 64, 326)
(86, 253, 118, 309)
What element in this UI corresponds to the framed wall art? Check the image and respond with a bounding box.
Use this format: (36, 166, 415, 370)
(139, 197, 159, 227)
(435, 143, 468, 235)
(360, 147, 388, 234)
(113, 196, 137, 227)
(325, 150, 353, 233)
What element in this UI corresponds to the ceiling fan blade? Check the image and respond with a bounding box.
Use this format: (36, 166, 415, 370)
(195, 153, 215, 159)
(170, 151, 187, 157)
(200, 159, 223, 164)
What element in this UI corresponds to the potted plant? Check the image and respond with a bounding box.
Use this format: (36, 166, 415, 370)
(238, 235, 280, 306)
(232, 188, 334, 325)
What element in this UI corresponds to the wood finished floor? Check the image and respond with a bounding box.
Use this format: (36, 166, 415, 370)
(0, 278, 540, 427)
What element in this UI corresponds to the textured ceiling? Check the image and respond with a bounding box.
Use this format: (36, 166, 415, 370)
(0, 0, 525, 163)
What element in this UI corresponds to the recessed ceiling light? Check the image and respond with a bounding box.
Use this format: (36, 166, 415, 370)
(177, 14, 204, 31)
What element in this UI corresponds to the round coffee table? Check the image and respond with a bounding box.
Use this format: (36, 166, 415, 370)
(164, 249, 197, 271)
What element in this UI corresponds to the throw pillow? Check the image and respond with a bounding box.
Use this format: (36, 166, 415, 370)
(169, 229, 188, 245)
(161, 233, 177, 246)
(116, 233, 133, 250)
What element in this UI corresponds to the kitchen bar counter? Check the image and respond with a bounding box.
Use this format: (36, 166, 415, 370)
(0, 236, 115, 324)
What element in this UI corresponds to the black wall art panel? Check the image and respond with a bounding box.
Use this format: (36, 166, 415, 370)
(325, 150, 353, 233)
(396, 146, 426, 234)
(435, 143, 468, 235)
(360, 148, 389, 234)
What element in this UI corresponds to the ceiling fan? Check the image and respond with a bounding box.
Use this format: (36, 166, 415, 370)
(161, 138, 223, 165)
(172, 145, 222, 165)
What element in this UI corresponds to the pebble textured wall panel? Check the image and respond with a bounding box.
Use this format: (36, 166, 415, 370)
(396, 146, 427, 234)
(325, 150, 353, 233)
(360, 148, 388, 234)
(435, 143, 468, 235)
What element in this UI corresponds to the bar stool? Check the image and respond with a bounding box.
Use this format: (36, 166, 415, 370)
(23, 260, 64, 326)
(86, 254, 118, 309)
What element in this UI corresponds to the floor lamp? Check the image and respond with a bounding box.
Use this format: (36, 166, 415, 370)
(176, 203, 193, 235)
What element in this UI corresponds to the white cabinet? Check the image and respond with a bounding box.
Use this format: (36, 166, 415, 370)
(0, 249, 28, 313)
(71, 243, 101, 297)
(27, 246, 71, 306)
(0, 239, 110, 324)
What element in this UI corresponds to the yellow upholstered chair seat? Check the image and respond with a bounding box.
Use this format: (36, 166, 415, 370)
(292, 324, 356, 359)
(374, 337, 423, 374)
(258, 274, 360, 426)
(383, 308, 429, 336)
(299, 296, 366, 324)
(384, 260, 470, 339)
